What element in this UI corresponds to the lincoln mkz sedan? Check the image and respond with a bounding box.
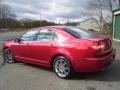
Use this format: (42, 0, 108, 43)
(3, 26, 116, 79)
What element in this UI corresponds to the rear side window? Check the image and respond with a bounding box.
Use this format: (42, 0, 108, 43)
(36, 29, 57, 41)
(64, 27, 93, 38)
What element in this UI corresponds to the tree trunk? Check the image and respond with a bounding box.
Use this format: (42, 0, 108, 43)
(119, 0, 120, 7)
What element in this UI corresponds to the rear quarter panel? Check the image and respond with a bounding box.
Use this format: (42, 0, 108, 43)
(49, 39, 94, 68)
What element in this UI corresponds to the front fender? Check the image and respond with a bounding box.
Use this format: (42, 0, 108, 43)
(3, 41, 14, 51)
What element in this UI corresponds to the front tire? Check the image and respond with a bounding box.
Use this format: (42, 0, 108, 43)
(3, 48, 15, 63)
(53, 56, 74, 79)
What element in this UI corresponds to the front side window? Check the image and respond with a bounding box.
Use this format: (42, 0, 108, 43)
(21, 30, 39, 41)
(36, 29, 57, 41)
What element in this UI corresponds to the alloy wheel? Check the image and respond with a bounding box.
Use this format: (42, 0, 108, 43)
(53, 56, 74, 79)
(3, 49, 15, 63)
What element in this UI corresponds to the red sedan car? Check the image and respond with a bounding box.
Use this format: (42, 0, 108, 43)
(3, 26, 116, 79)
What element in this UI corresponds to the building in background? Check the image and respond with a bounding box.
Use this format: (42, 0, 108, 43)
(78, 19, 101, 31)
(113, 9, 120, 42)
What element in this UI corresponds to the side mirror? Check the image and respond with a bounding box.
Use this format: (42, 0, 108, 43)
(14, 38, 22, 42)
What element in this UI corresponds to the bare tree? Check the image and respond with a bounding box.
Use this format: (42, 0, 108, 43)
(119, 0, 120, 7)
(0, 1, 17, 29)
(113, 0, 120, 7)
(0, 0, 3, 18)
(84, 0, 119, 33)
(0, 4, 16, 19)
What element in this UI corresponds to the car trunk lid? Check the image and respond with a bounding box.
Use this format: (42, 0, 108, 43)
(83, 35, 112, 56)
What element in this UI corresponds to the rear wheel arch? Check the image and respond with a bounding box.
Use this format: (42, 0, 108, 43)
(50, 53, 74, 69)
(52, 55, 75, 79)
(51, 54, 65, 68)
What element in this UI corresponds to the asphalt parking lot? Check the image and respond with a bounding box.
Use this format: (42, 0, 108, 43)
(0, 31, 120, 90)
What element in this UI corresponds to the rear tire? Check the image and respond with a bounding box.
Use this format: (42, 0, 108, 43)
(3, 48, 15, 63)
(53, 56, 74, 79)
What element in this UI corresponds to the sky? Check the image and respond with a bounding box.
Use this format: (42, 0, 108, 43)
(3, 0, 89, 23)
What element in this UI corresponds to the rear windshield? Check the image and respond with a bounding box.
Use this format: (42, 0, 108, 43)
(64, 27, 93, 38)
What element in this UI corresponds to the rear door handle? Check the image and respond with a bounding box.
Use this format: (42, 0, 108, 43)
(26, 43, 30, 47)
(50, 44, 55, 48)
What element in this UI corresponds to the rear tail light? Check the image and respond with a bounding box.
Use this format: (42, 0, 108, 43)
(92, 45, 105, 49)
(91, 41, 106, 54)
(92, 42, 105, 49)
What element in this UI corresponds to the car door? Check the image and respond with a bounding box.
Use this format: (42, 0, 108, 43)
(29, 29, 58, 65)
(11, 30, 39, 61)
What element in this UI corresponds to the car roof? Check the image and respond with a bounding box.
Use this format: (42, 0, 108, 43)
(26, 26, 81, 39)
(29, 26, 80, 31)
(45, 26, 66, 29)
(28, 26, 65, 31)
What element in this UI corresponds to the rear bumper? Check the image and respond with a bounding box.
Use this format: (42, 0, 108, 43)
(73, 49, 116, 72)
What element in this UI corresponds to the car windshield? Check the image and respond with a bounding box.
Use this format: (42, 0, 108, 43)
(64, 27, 93, 38)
